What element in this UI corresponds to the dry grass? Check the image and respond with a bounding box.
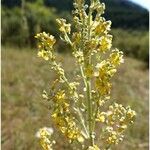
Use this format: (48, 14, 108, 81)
(2, 47, 149, 150)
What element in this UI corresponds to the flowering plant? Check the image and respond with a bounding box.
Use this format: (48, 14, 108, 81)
(35, 0, 136, 149)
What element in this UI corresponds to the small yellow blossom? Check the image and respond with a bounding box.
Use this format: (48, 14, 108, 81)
(37, 50, 51, 61)
(107, 134, 117, 144)
(35, 32, 56, 48)
(56, 18, 71, 34)
(85, 38, 98, 51)
(55, 90, 65, 101)
(35, 32, 56, 60)
(47, 35, 56, 47)
(102, 103, 136, 146)
(127, 108, 136, 118)
(118, 125, 127, 132)
(96, 79, 112, 95)
(94, 19, 111, 35)
(73, 51, 84, 64)
(88, 145, 100, 150)
(42, 90, 49, 100)
(109, 49, 124, 66)
(52, 112, 84, 142)
(96, 112, 106, 122)
(37, 127, 55, 150)
(98, 35, 112, 52)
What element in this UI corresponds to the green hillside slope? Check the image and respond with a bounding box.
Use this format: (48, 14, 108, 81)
(45, 0, 149, 29)
(2, 0, 149, 29)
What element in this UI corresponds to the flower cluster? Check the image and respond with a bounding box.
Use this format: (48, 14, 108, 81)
(51, 90, 84, 143)
(56, 18, 71, 34)
(35, 32, 56, 61)
(36, 127, 55, 150)
(96, 103, 136, 147)
(95, 49, 123, 96)
(98, 35, 112, 53)
(35, 0, 136, 149)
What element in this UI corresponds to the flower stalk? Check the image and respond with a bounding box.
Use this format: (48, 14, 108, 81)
(35, 0, 136, 149)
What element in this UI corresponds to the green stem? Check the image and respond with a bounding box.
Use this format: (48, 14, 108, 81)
(76, 108, 89, 137)
(86, 78, 93, 145)
(64, 32, 73, 46)
(80, 66, 87, 87)
(92, 100, 99, 132)
(86, 3, 94, 146)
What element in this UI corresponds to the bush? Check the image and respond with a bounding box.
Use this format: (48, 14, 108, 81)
(2, 7, 28, 47)
(25, 2, 59, 47)
(2, 2, 59, 48)
(112, 29, 149, 65)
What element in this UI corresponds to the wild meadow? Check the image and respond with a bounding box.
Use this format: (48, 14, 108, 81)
(2, 46, 148, 149)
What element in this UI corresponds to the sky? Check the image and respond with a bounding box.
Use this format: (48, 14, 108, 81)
(130, 0, 150, 10)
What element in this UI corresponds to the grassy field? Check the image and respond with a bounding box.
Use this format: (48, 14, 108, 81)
(2, 47, 149, 150)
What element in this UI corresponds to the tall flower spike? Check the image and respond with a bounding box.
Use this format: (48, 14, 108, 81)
(35, 0, 136, 149)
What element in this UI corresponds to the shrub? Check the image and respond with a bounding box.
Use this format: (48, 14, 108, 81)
(112, 29, 149, 65)
(2, 7, 28, 47)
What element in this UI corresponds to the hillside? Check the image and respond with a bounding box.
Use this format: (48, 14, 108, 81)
(45, 0, 149, 29)
(2, 0, 149, 29)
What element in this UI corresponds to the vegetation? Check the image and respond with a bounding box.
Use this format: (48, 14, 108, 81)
(2, 47, 149, 149)
(2, 0, 149, 65)
(111, 29, 149, 65)
(2, 0, 149, 29)
(45, 0, 149, 29)
(2, 2, 58, 47)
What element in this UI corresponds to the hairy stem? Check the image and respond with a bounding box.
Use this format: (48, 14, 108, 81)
(86, 78, 93, 145)
(86, 2, 94, 146)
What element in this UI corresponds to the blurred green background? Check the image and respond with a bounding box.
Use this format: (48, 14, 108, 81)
(2, 0, 149, 150)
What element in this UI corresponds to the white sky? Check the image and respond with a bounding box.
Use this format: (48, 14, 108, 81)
(130, 0, 150, 10)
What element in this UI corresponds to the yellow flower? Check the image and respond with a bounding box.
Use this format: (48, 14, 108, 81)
(118, 125, 127, 132)
(73, 51, 84, 64)
(94, 19, 111, 35)
(126, 109, 136, 119)
(96, 112, 106, 122)
(107, 134, 117, 144)
(96, 61, 116, 79)
(95, 79, 112, 95)
(35, 32, 56, 61)
(109, 49, 124, 66)
(46, 35, 56, 47)
(102, 103, 136, 146)
(34, 0, 136, 148)
(35, 32, 56, 48)
(37, 127, 55, 150)
(37, 50, 51, 61)
(98, 35, 112, 52)
(55, 90, 65, 101)
(85, 38, 98, 51)
(56, 18, 71, 34)
(77, 135, 84, 143)
(88, 145, 100, 150)
(52, 111, 84, 142)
